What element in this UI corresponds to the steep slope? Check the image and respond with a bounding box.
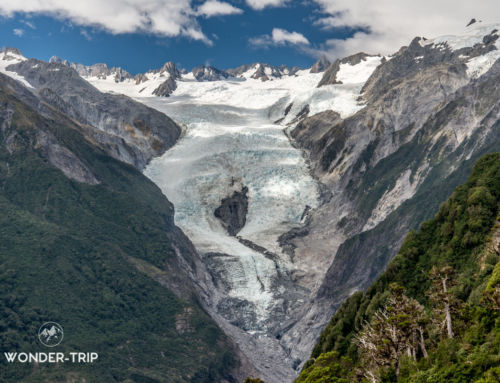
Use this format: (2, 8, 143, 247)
(0, 72, 244, 383)
(2, 49, 181, 170)
(6, 20, 498, 383)
(298, 153, 500, 382)
(279, 22, 500, 367)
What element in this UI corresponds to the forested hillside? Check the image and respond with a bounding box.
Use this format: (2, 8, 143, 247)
(297, 153, 500, 382)
(0, 72, 238, 382)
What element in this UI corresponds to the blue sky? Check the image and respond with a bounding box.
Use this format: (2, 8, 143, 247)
(0, 1, 498, 74)
(0, 1, 351, 74)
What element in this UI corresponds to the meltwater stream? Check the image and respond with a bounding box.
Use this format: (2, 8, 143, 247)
(143, 95, 320, 330)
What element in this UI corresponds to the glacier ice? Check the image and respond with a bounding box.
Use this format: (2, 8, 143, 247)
(142, 98, 320, 324)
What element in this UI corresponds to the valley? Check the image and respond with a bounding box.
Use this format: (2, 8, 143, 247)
(1, 19, 499, 383)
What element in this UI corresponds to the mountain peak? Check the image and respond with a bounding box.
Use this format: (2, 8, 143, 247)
(310, 55, 331, 73)
(467, 18, 478, 27)
(191, 65, 230, 81)
(157, 61, 181, 79)
(49, 55, 68, 66)
(1, 47, 24, 57)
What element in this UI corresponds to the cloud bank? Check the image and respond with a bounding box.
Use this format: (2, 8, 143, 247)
(312, 0, 500, 59)
(0, 0, 241, 45)
(2, 0, 499, 60)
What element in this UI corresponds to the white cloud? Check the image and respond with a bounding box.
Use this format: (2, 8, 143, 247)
(197, 1, 243, 17)
(80, 29, 92, 41)
(312, 0, 500, 59)
(246, 0, 287, 11)
(0, 0, 215, 44)
(272, 28, 309, 45)
(250, 27, 309, 48)
(21, 19, 36, 29)
(13, 28, 24, 37)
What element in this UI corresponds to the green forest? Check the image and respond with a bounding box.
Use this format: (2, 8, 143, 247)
(0, 76, 236, 383)
(296, 153, 500, 382)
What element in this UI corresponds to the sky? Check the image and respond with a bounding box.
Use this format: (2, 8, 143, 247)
(0, 1, 499, 75)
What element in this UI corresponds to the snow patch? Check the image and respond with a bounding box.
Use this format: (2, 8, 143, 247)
(336, 56, 381, 84)
(425, 22, 500, 51)
(0, 51, 33, 89)
(466, 49, 500, 79)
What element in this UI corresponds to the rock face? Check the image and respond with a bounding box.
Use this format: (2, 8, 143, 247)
(153, 75, 177, 97)
(192, 65, 230, 81)
(6, 59, 181, 169)
(214, 186, 249, 236)
(152, 62, 182, 97)
(318, 52, 371, 86)
(279, 23, 500, 369)
(227, 63, 300, 80)
(310, 55, 331, 73)
(1, 47, 23, 56)
(156, 61, 181, 78)
(50, 55, 133, 82)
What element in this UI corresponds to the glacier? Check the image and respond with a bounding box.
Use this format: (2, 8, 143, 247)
(2, 20, 499, 382)
(83, 59, 383, 381)
(143, 98, 321, 323)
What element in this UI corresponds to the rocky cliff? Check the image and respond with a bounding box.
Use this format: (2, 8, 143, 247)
(279, 22, 500, 369)
(6, 58, 181, 170)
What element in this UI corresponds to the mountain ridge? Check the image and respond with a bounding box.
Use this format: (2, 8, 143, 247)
(1, 20, 500, 383)
(297, 152, 500, 382)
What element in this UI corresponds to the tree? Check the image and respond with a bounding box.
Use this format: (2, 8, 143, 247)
(355, 284, 428, 380)
(483, 260, 500, 311)
(296, 351, 351, 383)
(386, 284, 429, 361)
(427, 266, 460, 339)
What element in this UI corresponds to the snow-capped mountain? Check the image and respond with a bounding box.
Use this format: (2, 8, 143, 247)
(1, 20, 499, 383)
(49, 55, 133, 82)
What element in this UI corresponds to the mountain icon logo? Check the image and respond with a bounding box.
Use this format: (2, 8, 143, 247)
(38, 322, 64, 347)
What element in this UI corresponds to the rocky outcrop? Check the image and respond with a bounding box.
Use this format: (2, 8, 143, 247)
(36, 129, 100, 185)
(290, 110, 343, 166)
(362, 31, 498, 102)
(318, 53, 371, 87)
(134, 73, 149, 84)
(153, 75, 177, 97)
(214, 186, 249, 236)
(150, 62, 181, 96)
(50, 56, 133, 83)
(155, 61, 181, 78)
(0, 73, 99, 185)
(67, 59, 127, 80)
(6, 59, 181, 169)
(227, 63, 300, 80)
(192, 65, 230, 81)
(310, 56, 331, 73)
(1, 47, 23, 56)
(279, 27, 500, 370)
